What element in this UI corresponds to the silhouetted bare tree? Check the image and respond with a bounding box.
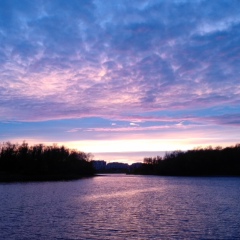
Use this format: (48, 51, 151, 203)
(134, 144, 240, 176)
(0, 142, 95, 181)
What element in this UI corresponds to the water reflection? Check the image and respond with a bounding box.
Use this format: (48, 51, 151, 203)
(0, 175, 240, 239)
(83, 187, 163, 201)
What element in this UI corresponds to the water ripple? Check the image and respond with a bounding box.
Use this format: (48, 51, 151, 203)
(0, 175, 240, 239)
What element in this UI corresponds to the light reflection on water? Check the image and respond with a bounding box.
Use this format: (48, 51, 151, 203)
(0, 174, 240, 239)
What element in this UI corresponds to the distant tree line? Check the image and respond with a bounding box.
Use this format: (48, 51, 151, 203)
(133, 144, 240, 176)
(0, 142, 95, 181)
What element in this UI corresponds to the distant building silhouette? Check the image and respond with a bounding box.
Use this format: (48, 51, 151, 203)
(106, 162, 129, 173)
(129, 162, 143, 170)
(91, 160, 143, 174)
(128, 162, 143, 174)
(92, 160, 106, 171)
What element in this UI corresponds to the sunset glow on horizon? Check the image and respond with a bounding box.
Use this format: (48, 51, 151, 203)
(1, 0, 240, 163)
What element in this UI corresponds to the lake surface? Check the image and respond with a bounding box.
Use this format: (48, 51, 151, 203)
(0, 175, 240, 239)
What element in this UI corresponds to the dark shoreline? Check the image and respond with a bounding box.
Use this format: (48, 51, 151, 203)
(1, 173, 240, 183)
(0, 172, 95, 183)
(127, 172, 240, 177)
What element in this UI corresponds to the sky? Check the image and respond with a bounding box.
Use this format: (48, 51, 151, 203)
(0, 0, 240, 164)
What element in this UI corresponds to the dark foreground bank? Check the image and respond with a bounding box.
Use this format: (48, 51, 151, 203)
(0, 142, 95, 182)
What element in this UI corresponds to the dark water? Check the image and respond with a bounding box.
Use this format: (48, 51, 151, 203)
(0, 175, 240, 240)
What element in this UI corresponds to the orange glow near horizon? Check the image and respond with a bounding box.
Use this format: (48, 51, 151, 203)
(64, 138, 235, 153)
(9, 135, 238, 153)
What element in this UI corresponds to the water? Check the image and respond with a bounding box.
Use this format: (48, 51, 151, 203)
(0, 175, 240, 239)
